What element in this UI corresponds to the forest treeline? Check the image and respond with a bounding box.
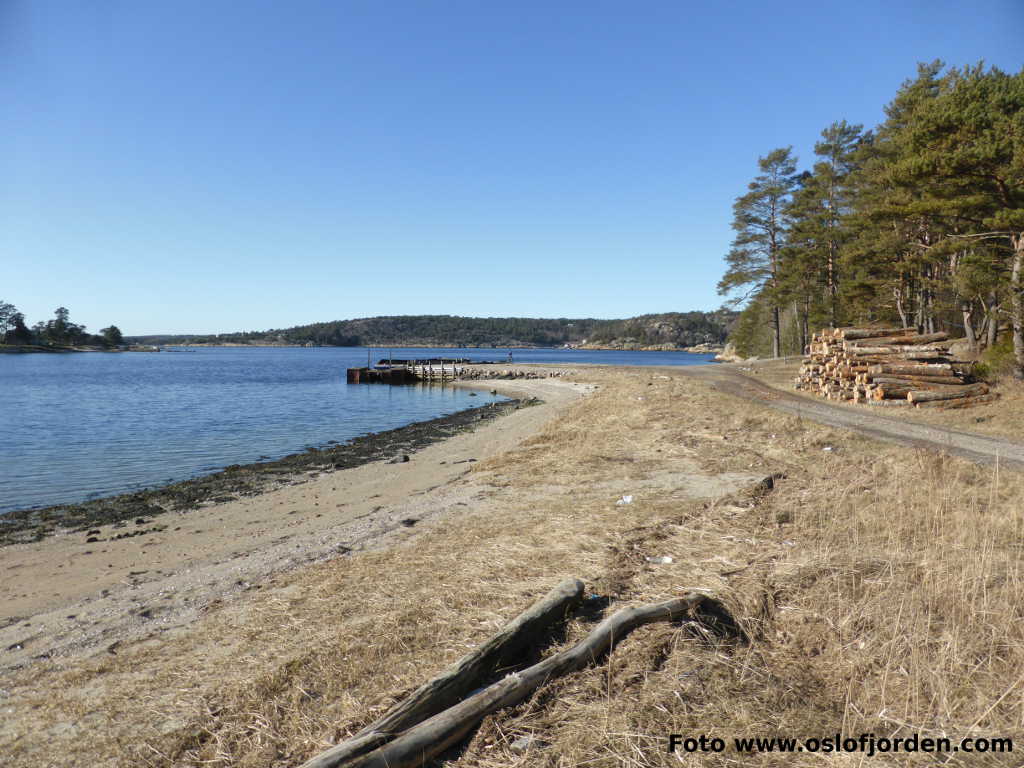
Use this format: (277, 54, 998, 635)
(584, 311, 735, 347)
(0, 302, 123, 348)
(127, 311, 735, 349)
(718, 61, 1024, 378)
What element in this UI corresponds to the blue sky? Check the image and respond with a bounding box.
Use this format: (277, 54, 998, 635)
(3, 1, 1022, 334)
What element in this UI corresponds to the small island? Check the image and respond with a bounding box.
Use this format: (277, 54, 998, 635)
(0, 303, 146, 353)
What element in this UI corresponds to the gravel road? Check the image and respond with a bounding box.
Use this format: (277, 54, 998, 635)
(680, 364, 1024, 472)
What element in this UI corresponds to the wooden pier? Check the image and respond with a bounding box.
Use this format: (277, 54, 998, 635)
(346, 361, 467, 384)
(347, 366, 416, 384)
(410, 363, 463, 380)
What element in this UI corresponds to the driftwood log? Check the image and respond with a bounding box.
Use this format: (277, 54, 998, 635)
(298, 578, 585, 768)
(345, 593, 715, 768)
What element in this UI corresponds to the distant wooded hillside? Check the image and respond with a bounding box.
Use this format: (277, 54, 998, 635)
(126, 311, 736, 348)
(584, 311, 735, 348)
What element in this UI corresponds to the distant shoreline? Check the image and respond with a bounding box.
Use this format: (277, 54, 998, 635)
(167, 342, 547, 349)
(0, 344, 157, 354)
(156, 342, 722, 353)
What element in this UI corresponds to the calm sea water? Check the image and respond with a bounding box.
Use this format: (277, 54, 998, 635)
(0, 346, 715, 512)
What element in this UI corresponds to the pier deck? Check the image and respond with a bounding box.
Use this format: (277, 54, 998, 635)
(346, 363, 465, 384)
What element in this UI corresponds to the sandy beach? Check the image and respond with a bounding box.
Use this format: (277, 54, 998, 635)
(0, 375, 587, 672)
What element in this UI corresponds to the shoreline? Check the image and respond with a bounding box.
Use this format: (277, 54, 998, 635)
(0, 359, 696, 547)
(0, 344, 143, 354)
(136, 343, 567, 349)
(0, 395, 528, 547)
(0, 376, 588, 672)
(130, 342, 723, 353)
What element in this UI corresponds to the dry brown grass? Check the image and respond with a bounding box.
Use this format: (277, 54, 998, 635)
(3, 368, 1023, 767)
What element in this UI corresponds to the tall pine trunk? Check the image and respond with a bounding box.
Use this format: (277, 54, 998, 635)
(769, 222, 782, 358)
(799, 300, 809, 355)
(921, 282, 929, 331)
(1012, 235, 1024, 380)
(771, 304, 781, 358)
(986, 292, 1000, 349)
(961, 300, 978, 354)
(827, 241, 838, 327)
(894, 284, 909, 329)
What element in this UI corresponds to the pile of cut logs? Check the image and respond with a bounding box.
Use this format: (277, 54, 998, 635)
(796, 327, 998, 409)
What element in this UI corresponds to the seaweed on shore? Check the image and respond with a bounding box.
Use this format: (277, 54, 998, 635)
(0, 398, 533, 547)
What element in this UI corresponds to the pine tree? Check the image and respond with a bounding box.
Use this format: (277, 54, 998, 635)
(718, 147, 799, 358)
(777, 172, 821, 352)
(812, 120, 865, 325)
(8, 313, 31, 344)
(716, 61, 1022, 372)
(898, 64, 1024, 376)
(100, 326, 124, 346)
(841, 62, 948, 330)
(0, 301, 16, 342)
(782, 122, 867, 348)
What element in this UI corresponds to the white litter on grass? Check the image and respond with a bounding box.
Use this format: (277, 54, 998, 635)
(646, 556, 673, 564)
(615, 495, 634, 506)
(510, 736, 542, 753)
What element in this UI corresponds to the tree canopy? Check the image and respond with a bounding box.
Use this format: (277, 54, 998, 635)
(1, 303, 125, 349)
(720, 61, 1024, 378)
(718, 147, 799, 358)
